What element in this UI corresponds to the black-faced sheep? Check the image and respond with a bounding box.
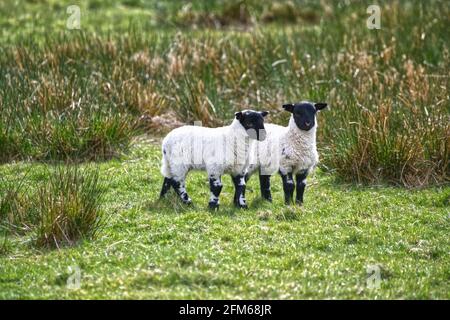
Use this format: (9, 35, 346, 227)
(247, 101, 327, 204)
(160, 110, 269, 209)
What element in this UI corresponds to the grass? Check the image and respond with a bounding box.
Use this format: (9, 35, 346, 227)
(0, 166, 106, 249)
(0, 0, 448, 186)
(0, 140, 448, 299)
(0, 0, 449, 299)
(34, 166, 106, 248)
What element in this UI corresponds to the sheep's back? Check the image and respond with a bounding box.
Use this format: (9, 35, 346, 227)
(162, 125, 251, 175)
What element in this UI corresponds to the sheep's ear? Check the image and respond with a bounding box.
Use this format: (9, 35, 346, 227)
(235, 111, 243, 120)
(260, 111, 269, 117)
(282, 104, 294, 113)
(315, 103, 327, 111)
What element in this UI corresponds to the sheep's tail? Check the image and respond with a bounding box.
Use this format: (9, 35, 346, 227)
(160, 144, 171, 178)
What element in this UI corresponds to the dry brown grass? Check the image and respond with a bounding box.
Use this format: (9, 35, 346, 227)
(0, 1, 448, 186)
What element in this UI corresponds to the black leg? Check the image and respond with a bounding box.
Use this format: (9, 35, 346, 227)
(295, 170, 308, 205)
(160, 177, 172, 198)
(170, 178, 192, 205)
(280, 171, 295, 205)
(232, 174, 248, 209)
(233, 176, 239, 204)
(259, 174, 272, 202)
(242, 173, 250, 198)
(208, 175, 223, 209)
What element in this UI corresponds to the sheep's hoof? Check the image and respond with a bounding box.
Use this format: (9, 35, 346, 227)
(235, 203, 248, 209)
(182, 199, 193, 205)
(208, 202, 219, 210)
(295, 200, 303, 206)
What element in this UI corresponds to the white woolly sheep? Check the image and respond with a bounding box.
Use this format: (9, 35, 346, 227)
(160, 110, 268, 209)
(247, 101, 327, 204)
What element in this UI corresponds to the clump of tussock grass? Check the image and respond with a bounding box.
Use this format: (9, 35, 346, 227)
(319, 53, 449, 187)
(0, 233, 11, 256)
(0, 175, 33, 234)
(34, 166, 106, 249)
(0, 167, 107, 249)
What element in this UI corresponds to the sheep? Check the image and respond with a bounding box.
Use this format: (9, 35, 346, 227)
(247, 101, 327, 205)
(160, 110, 269, 209)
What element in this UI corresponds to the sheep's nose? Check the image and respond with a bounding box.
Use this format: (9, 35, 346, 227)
(305, 121, 311, 126)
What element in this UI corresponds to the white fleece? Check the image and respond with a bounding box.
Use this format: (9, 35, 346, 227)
(248, 116, 319, 176)
(161, 119, 255, 181)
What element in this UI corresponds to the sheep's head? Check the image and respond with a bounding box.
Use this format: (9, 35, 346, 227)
(235, 110, 269, 141)
(282, 101, 327, 131)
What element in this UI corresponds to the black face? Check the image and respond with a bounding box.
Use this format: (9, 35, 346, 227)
(235, 110, 269, 141)
(282, 102, 327, 131)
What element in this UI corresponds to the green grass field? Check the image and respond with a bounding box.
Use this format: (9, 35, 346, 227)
(1, 140, 449, 299)
(0, 0, 449, 299)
